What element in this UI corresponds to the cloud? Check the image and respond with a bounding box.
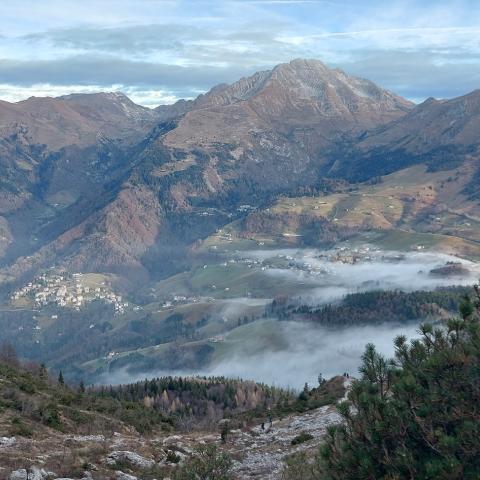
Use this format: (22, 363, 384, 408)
(1, 0, 480, 105)
(100, 249, 474, 388)
(202, 321, 422, 389)
(0, 56, 254, 102)
(341, 49, 480, 100)
(103, 321, 422, 389)
(23, 24, 210, 55)
(0, 83, 179, 106)
(245, 249, 478, 303)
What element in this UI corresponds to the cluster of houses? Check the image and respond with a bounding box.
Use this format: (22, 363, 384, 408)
(231, 244, 386, 276)
(160, 294, 201, 309)
(210, 229, 234, 248)
(10, 272, 129, 314)
(237, 204, 256, 213)
(208, 335, 225, 343)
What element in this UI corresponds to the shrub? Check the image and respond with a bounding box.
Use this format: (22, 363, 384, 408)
(282, 451, 322, 480)
(9, 416, 33, 437)
(291, 431, 314, 445)
(174, 444, 232, 480)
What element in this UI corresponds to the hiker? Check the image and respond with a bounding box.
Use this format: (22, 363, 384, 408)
(261, 422, 265, 431)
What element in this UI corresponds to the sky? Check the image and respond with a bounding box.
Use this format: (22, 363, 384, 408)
(0, 0, 479, 107)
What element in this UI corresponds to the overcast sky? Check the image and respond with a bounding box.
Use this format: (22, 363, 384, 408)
(1, 0, 479, 106)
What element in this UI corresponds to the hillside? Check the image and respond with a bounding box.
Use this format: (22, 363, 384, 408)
(0, 59, 414, 286)
(224, 162, 480, 258)
(1, 60, 479, 292)
(328, 90, 480, 181)
(0, 354, 346, 480)
(0, 92, 161, 286)
(1, 289, 479, 480)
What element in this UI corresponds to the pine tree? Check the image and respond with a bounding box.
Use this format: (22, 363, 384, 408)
(58, 371, 64, 386)
(78, 380, 85, 393)
(39, 363, 48, 379)
(319, 286, 480, 480)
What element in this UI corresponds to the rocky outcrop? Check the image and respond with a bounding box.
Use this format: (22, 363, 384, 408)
(9, 467, 57, 480)
(230, 405, 342, 479)
(115, 472, 138, 480)
(106, 450, 156, 469)
(9, 470, 28, 480)
(0, 436, 16, 447)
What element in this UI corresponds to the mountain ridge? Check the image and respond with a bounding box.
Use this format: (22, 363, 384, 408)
(0, 58, 479, 289)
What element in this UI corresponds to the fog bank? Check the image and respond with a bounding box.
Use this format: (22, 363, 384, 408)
(105, 320, 422, 390)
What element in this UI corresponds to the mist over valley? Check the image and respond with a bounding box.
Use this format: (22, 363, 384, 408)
(83, 246, 476, 388)
(2, 2, 480, 477)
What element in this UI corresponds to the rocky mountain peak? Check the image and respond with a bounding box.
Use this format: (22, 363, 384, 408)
(162, 58, 414, 151)
(58, 91, 157, 122)
(198, 58, 413, 120)
(265, 58, 412, 110)
(155, 58, 413, 126)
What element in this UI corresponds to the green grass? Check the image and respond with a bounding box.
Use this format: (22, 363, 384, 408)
(188, 263, 302, 298)
(211, 319, 288, 363)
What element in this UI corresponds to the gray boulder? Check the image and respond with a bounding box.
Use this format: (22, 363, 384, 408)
(115, 472, 138, 480)
(9, 470, 27, 480)
(106, 451, 155, 469)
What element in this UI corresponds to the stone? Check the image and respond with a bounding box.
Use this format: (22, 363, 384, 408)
(9, 470, 27, 480)
(28, 467, 44, 480)
(0, 436, 17, 447)
(115, 471, 138, 480)
(106, 451, 155, 469)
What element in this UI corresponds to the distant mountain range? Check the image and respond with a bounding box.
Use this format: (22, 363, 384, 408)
(0, 58, 479, 289)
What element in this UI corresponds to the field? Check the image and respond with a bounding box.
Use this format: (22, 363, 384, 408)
(3, 162, 480, 385)
(196, 164, 480, 259)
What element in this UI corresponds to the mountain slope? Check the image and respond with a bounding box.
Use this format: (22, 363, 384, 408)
(0, 59, 415, 285)
(0, 92, 162, 281)
(163, 58, 412, 156)
(0, 92, 157, 149)
(2, 59, 480, 289)
(328, 89, 480, 181)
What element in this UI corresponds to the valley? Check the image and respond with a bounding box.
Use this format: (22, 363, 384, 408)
(0, 57, 479, 393)
(2, 0, 480, 475)
(1, 228, 475, 387)
(3, 153, 480, 387)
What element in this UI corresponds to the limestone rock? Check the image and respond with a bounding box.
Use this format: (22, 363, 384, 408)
(106, 451, 155, 469)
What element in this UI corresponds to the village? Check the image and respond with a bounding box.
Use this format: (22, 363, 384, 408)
(159, 294, 203, 309)
(222, 244, 386, 274)
(10, 272, 130, 314)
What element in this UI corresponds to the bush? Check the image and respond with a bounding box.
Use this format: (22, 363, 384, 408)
(166, 450, 181, 464)
(10, 416, 33, 437)
(291, 431, 314, 445)
(282, 451, 322, 480)
(18, 379, 36, 394)
(38, 402, 62, 429)
(174, 444, 232, 480)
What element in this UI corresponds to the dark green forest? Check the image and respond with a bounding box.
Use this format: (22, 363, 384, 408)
(271, 287, 469, 326)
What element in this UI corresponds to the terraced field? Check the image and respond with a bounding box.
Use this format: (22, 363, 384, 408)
(198, 164, 480, 259)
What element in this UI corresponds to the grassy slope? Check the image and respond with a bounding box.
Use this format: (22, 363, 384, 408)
(198, 164, 480, 258)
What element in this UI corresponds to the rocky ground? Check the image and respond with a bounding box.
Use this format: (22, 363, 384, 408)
(1, 387, 348, 480)
(228, 404, 342, 479)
